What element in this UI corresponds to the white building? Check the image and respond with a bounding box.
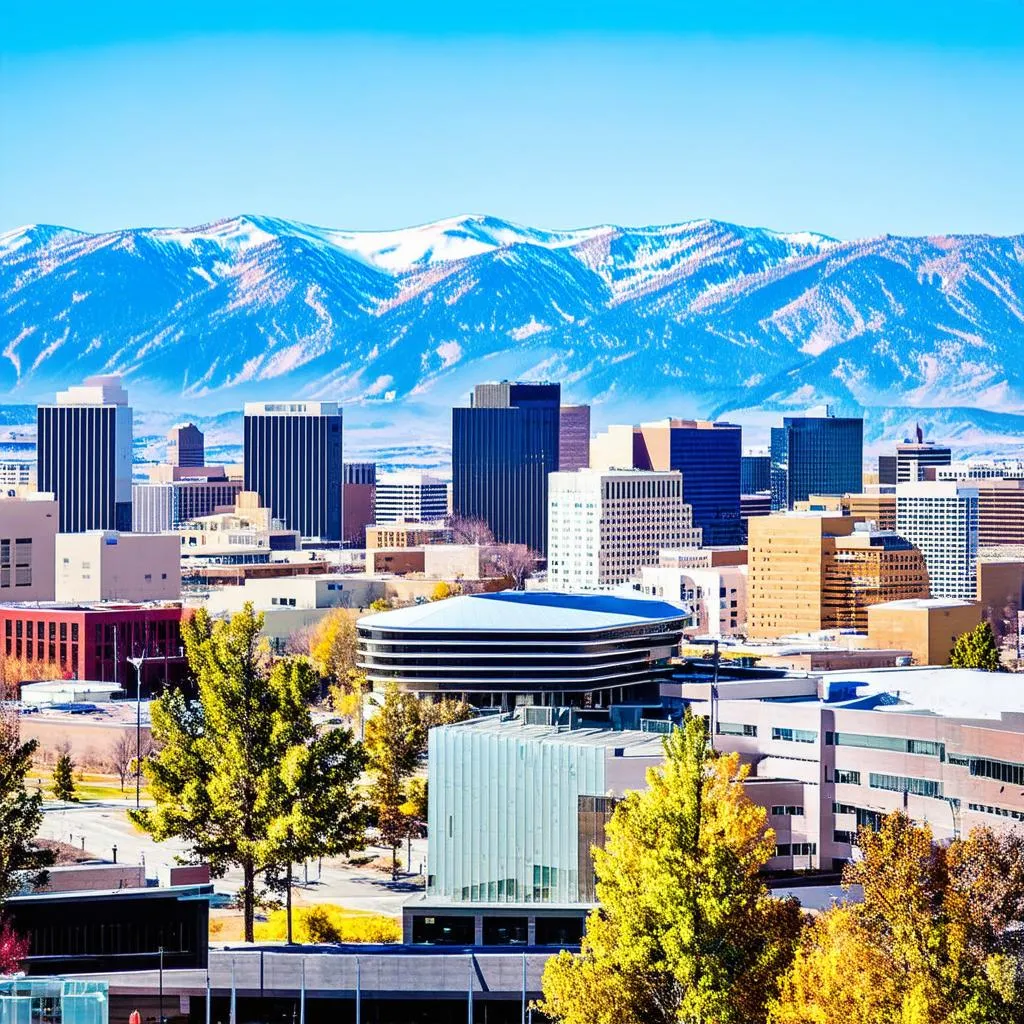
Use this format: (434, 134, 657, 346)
(937, 460, 1024, 481)
(55, 531, 181, 603)
(896, 482, 979, 601)
(0, 494, 58, 601)
(374, 473, 448, 524)
(547, 469, 702, 591)
(636, 564, 747, 637)
(0, 462, 34, 489)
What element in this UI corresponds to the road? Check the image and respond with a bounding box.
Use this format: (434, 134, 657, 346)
(40, 800, 428, 917)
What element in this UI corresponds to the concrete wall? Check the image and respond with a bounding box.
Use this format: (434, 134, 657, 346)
(55, 532, 181, 602)
(0, 497, 58, 602)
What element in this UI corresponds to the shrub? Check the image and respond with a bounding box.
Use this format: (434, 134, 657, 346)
(253, 904, 400, 944)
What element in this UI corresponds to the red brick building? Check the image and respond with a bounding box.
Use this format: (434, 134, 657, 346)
(0, 602, 189, 693)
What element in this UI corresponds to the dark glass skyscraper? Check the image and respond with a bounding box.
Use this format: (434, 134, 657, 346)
(243, 401, 342, 541)
(770, 412, 863, 510)
(741, 453, 771, 495)
(37, 376, 133, 533)
(452, 381, 560, 553)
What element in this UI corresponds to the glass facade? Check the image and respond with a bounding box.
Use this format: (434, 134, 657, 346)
(428, 723, 606, 904)
(666, 424, 742, 545)
(0, 980, 107, 1024)
(769, 415, 863, 510)
(452, 382, 560, 554)
(741, 454, 770, 495)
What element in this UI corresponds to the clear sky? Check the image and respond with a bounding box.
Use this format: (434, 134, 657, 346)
(2, 0, 1023, 239)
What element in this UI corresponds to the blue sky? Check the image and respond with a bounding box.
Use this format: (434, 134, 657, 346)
(2, 1, 1023, 239)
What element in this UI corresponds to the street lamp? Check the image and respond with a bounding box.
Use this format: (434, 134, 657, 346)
(127, 653, 146, 810)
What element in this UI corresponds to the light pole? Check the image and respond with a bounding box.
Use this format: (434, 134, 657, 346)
(158, 945, 165, 1024)
(128, 653, 146, 810)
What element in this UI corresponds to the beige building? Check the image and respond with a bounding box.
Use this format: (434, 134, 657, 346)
(867, 598, 982, 666)
(177, 491, 300, 554)
(547, 469, 701, 591)
(748, 514, 929, 638)
(0, 494, 59, 602)
(55, 531, 181, 603)
(844, 492, 897, 532)
(637, 563, 747, 636)
(976, 479, 1024, 549)
(366, 522, 455, 550)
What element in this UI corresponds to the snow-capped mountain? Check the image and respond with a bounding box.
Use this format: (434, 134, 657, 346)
(2, 213, 1024, 457)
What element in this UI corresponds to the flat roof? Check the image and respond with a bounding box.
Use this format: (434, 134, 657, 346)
(443, 715, 664, 755)
(359, 591, 689, 632)
(869, 598, 976, 610)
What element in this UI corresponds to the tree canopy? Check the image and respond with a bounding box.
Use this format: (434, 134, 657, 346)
(132, 604, 366, 942)
(950, 621, 1004, 671)
(538, 712, 802, 1024)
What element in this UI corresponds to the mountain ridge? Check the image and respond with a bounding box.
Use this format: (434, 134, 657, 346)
(3, 213, 1024, 455)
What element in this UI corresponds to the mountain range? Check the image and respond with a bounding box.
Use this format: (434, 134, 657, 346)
(2, 213, 1024, 462)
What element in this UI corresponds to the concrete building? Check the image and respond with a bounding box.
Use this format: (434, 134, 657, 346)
(177, 491, 300, 555)
(55, 531, 181, 603)
(636, 563, 747, 636)
(974, 479, 1024, 549)
(866, 598, 981, 665)
(132, 476, 243, 533)
(658, 547, 748, 569)
(342, 462, 376, 548)
(452, 381, 561, 554)
(591, 420, 742, 545)
(769, 409, 863, 510)
(0, 494, 58, 602)
(243, 401, 343, 542)
(558, 405, 591, 472)
(166, 423, 204, 468)
(366, 522, 455, 549)
(547, 470, 701, 591)
(937, 460, 1024, 482)
(748, 514, 928, 638)
(374, 472, 448, 524)
(896, 482, 979, 600)
(895, 434, 952, 483)
(37, 375, 133, 533)
(0, 461, 34, 489)
(844, 491, 897, 532)
(356, 591, 689, 705)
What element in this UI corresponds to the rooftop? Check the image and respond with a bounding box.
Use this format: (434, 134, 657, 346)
(869, 598, 977, 611)
(359, 590, 689, 632)
(442, 713, 664, 755)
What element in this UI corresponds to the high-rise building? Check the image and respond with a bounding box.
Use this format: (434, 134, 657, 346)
(591, 419, 743, 545)
(558, 405, 591, 472)
(132, 476, 243, 533)
(243, 401, 343, 542)
(741, 452, 771, 495)
(374, 472, 448, 524)
(342, 462, 376, 548)
(844, 492, 897, 532)
(167, 423, 205, 468)
(37, 375, 133, 533)
(747, 513, 928, 638)
(975, 479, 1024, 549)
(896, 439, 952, 483)
(452, 381, 560, 553)
(877, 455, 898, 486)
(769, 410, 863, 510)
(896, 482, 979, 601)
(547, 470, 701, 591)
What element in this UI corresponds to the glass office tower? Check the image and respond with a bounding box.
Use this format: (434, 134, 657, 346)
(741, 453, 771, 494)
(243, 401, 342, 541)
(452, 381, 560, 554)
(770, 412, 863, 510)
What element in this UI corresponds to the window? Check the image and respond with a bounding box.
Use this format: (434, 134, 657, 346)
(834, 769, 861, 785)
(869, 773, 943, 799)
(771, 805, 804, 816)
(716, 721, 757, 737)
(826, 732, 945, 759)
(772, 727, 817, 744)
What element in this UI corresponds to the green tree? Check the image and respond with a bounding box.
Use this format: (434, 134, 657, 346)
(131, 604, 367, 942)
(950, 621, 1003, 671)
(364, 682, 424, 880)
(538, 712, 802, 1024)
(51, 749, 76, 803)
(0, 705, 54, 902)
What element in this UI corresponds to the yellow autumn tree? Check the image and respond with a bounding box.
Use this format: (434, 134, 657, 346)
(538, 711, 802, 1024)
(306, 609, 368, 733)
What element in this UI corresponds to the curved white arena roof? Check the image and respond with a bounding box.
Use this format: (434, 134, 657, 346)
(359, 591, 689, 633)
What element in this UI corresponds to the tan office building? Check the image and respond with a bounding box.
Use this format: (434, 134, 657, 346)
(0, 495, 59, 602)
(976, 479, 1024, 549)
(867, 598, 982, 666)
(55, 531, 181, 603)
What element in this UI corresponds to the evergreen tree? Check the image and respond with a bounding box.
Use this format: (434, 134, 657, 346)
(51, 750, 76, 803)
(0, 706, 54, 902)
(131, 604, 366, 942)
(950, 621, 1004, 671)
(538, 712, 802, 1024)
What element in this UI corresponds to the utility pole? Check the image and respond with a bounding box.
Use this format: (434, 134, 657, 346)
(128, 652, 146, 809)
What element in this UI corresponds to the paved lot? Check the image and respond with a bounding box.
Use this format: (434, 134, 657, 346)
(40, 800, 427, 917)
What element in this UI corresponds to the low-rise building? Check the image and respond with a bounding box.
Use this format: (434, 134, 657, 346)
(178, 491, 300, 554)
(636, 564, 747, 637)
(366, 522, 455, 549)
(132, 475, 243, 533)
(374, 472, 448, 524)
(0, 494, 58, 602)
(55, 531, 181, 602)
(867, 598, 982, 666)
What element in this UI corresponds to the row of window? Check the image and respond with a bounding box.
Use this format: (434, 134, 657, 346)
(715, 722, 817, 743)
(825, 732, 945, 759)
(869, 773, 943, 798)
(771, 805, 804, 816)
(775, 843, 817, 857)
(968, 802, 1024, 822)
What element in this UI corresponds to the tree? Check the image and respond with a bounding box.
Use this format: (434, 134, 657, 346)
(430, 581, 459, 602)
(368, 598, 391, 612)
(0, 704, 54, 902)
(486, 544, 538, 590)
(364, 683, 424, 880)
(770, 813, 1024, 1023)
(107, 731, 155, 793)
(538, 712, 802, 1024)
(308, 610, 359, 682)
(131, 604, 367, 943)
(51, 749, 76, 803)
(950, 621, 1004, 671)
(446, 515, 495, 546)
(0, 918, 30, 974)
(418, 697, 474, 737)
